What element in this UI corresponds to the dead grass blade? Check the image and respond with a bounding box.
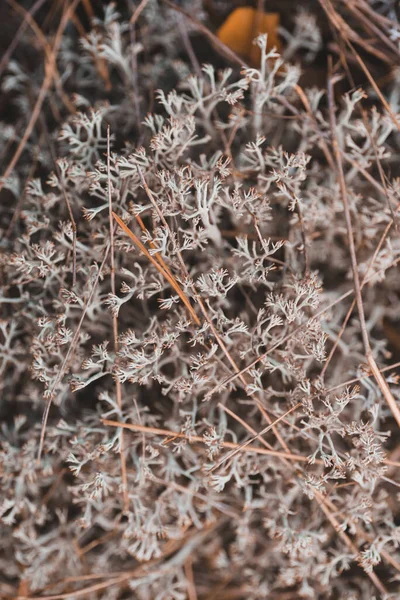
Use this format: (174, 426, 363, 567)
(1, 0, 80, 191)
(107, 126, 128, 512)
(112, 211, 200, 325)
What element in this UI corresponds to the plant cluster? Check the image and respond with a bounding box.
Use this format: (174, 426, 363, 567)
(1, 1, 400, 598)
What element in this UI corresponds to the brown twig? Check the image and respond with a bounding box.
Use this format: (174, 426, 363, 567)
(177, 15, 202, 78)
(342, 0, 400, 59)
(37, 243, 110, 461)
(107, 126, 129, 512)
(219, 397, 392, 593)
(206, 256, 400, 398)
(320, 0, 393, 65)
(137, 168, 290, 452)
(36, 111, 78, 286)
(80, 0, 111, 90)
(314, 489, 387, 596)
(210, 403, 302, 472)
(321, 204, 399, 377)
(319, 0, 400, 132)
(354, 0, 399, 32)
(18, 576, 128, 600)
(184, 556, 198, 600)
(161, 0, 243, 65)
(327, 360, 400, 393)
(219, 401, 292, 459)
(137, 168, 250, 386)
(327, 60, 400, 427)
(1, 0, 81, 192)
(0, 0, 48, 77)
(318, 33, 399, 373)
(7, 0, 75, 114)
(129, 0, 150, 25)
(112, 211, 201, 325)
(102, 418, 312, 463)
(331, 20, 397, 228)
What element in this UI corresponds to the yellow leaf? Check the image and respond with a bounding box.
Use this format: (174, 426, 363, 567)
(217, 7, 280, 66)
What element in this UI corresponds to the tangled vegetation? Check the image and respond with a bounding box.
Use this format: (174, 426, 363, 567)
(1, 1, 400, 598)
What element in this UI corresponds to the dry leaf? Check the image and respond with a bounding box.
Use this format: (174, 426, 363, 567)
(217, 7, 280, 66)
